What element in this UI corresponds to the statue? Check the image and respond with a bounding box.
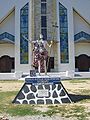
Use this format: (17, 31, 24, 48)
(22, 34, 53, 75)
(32, 34, 48, 75)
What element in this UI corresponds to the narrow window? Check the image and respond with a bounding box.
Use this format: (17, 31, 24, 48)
(20, 3, 29, 64)
(59, 3, 69, 63)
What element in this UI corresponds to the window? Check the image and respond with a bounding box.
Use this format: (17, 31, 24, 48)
(20, 3, 29, 64)
(41, 0, 47, 40)
(41, 16, 47, 27)
(41, 0, 46, 2)
(41, 3, 46, 14)
(59, 3, 69, 63)
(41, 29, 47, 40)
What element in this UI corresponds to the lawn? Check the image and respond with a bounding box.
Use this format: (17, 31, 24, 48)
(0, 79, 90, 120)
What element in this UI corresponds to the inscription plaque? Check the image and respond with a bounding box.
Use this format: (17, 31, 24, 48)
(25, 77, 60, 85)
(38, 89, 49, 97)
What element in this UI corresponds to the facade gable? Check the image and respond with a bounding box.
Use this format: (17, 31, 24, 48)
(0, 10, 15, 36)
(71, 0, 90, 24)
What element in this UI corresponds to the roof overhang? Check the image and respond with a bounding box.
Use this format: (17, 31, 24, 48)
(0, 32, 15, 44)
(0, 38, 14, 44)
(74, 31, 90, 43)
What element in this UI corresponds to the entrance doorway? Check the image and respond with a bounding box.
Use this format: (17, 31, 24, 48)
(75, 54, 90, 72)
(0, 55, 15, 73)
(47, 57, 54, 72)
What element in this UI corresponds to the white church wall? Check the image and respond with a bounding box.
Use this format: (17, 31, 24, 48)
(75, 43, 90, 56)
(0, 44, 15, 57)
(73, 11, 90, 35)
(0, 11, 15, 35)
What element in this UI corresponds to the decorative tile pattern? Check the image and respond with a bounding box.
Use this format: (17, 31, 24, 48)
(13, 77, 72, 104)
(74, 31, 90, 42)
(20, 3, 29, 64)
(0, 32, 15, 43)
(59, 3, 69, 63)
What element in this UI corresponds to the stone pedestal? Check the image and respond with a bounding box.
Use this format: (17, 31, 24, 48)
(13, 76, 72, 104)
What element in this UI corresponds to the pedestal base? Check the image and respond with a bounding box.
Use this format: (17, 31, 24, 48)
(13, 77, 72, 104)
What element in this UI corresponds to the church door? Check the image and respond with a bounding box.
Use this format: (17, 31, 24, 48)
(76, 54, 89, 72)
(0, 55, 13, 72)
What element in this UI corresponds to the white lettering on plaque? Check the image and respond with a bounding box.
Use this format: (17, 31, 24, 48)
(38, 89, 49, 97)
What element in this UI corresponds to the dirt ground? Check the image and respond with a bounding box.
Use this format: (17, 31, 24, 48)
(62, 80, 90, 91)
(0, 81, 23, 92)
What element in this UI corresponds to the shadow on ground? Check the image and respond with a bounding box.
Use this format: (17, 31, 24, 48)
(69, 94, 90, 102)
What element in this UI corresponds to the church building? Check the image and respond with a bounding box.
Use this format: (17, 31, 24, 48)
(0, 0, 90, 79)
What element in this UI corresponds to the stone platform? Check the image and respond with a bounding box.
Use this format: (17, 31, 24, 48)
(13, 76, 72, 104)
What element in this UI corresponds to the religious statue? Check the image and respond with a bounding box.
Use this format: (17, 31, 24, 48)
(22, 34, 53, 75)
(32, 34, 48, 75)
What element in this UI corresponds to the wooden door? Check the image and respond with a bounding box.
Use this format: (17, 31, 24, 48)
(77, 54, 89, 72)
(0, 56, 12, 72)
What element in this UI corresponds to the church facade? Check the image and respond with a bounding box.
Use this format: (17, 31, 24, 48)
(0, 0, 90, 79)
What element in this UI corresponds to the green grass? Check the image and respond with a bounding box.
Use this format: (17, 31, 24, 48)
(42, 105, 89, 120)
(0, 90, 89, 120)
(65, 105, 88, 120)
(6, 105, 41, 116)
(0, 91, 41, 116)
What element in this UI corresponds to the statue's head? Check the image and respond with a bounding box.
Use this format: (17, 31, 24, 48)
(39, 34, 43, 39)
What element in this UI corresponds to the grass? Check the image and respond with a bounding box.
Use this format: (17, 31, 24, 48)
(79, 89, 90, 95)
(0, 80, 24, 83)
(0, 91, 41, 116)
(0, 92, 89, 120)
(42, 105, 89, 120)
(69, 79, 87, 83)
(66, 105, 88, 120)
(0, 79, 90, 119)
(68, 89, 90, 96)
